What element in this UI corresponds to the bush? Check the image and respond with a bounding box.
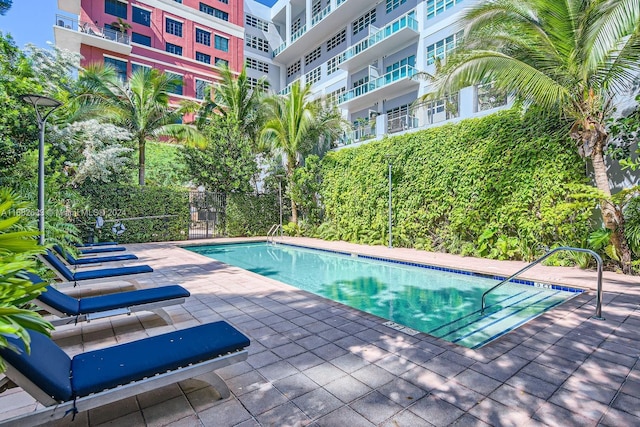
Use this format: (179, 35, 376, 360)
(77, 184, 189, 243)
(319, 108, 593, 260)
(226, 193, 280, 237)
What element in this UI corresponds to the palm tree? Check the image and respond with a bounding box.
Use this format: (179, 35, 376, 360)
(261, 80, 346, 224)
(425, 0, 640, 273)
(77, 64, 204, 185)
(198, 64, 268, 143)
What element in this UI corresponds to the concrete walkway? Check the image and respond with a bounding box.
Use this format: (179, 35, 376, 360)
(1, 237, 639, 426)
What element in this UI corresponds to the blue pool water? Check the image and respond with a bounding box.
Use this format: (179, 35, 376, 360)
(186, 242, 582, 348)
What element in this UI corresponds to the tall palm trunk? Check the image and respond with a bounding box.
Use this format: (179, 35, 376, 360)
(138, 137, 146, 186)
(589, 132, 632, 274)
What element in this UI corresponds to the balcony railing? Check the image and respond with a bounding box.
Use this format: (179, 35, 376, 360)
(56, 14, 131, 45)
(312, 4, 332, 26)
(273, 41, 287, 57)
(387, 113, 418, 134)
(339, 65, 417, 104)
(291, 24, 307, 43)
(342, 12, 418, 62)
(476, 82, 508, 111)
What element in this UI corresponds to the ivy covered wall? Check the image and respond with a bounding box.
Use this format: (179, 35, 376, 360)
(319, 109, 594, 260)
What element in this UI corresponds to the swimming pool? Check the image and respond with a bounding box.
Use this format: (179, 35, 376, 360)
(186, 242, 583, 348)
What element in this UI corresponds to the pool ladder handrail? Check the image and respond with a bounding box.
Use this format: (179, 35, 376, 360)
(480, 246, 604, 319)
(267, 224, 282, 244)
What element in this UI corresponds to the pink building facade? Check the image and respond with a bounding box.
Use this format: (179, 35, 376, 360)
(55, 0, 245, 106)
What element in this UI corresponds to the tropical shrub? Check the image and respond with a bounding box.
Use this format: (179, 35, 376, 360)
(226, 193, 280, 237)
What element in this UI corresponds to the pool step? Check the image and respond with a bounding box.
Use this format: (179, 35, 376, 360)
(431, 288, 569, 348)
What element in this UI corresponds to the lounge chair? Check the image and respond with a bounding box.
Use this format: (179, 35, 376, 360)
(0, 321, 250, 426)
(53, 245, 138, 266)
(23, 272, 190, 326)
(42, 249, 153, 285)
(79, 246, 127, 254)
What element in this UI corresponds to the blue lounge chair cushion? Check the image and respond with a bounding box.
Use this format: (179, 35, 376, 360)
(54, 245, 138, 265)
(80, 246, 126, 254)
(71, 321, 250, 397)
(0, 331, 73, 402)
(18, 272, 80, 316)
(44, 250, 153, 281)
(79, 285, 190, 313)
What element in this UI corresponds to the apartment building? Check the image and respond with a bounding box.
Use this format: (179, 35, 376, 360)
(54, 0, 245, 105)
(246, 0, 509, 146)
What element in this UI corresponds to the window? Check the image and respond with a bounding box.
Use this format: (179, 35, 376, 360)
(425, 93, 459, 124)
(386, 0, 407, 13)
(199, 3, 229, 21)
(305, 46, 322, 66)
(132, 7, 150, 26)
(166, 72, 183, 95)
(246, 14, 269, 32)
(131, 63, 151, 74)
(476, 82, 507, 111)
(196, 51, 211, 64)
(245, 35, 269, 52)
(215, 35, 229, 51)
(166, 18, 183, 37)
(386, 104, 418, 133)
(352, 9, 376, 35)
(215, 57, 228, 66)
(385, 55, 415, 73)
(166, 42, 183, 55)
(195, 79, 210, 100)
(105, 0, 127, 19)
(305, 66, 321, 85)
(326, 87, 345, 105)
(426, 0, 463, 20)
(195, 28, 211, 46)
(131, 32, 151, 46)
(327, 54, 343, 75)
(219, 0, 229, 3)
(104, 56, 127, 80)
(326, 29, 346, 52)
(287, 60, 301, 78)
(246, 57, 269, 73)
(426, 31, 462, 65)
(174, 0, 182, 3)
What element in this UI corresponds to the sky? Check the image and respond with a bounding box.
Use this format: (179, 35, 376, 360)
(0, 0, 278, 50)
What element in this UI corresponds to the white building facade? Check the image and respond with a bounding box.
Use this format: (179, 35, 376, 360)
(244, 0, 510, 147)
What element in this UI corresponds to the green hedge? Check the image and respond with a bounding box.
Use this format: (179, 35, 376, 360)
(77, 184, 190, 243)
(226, 193, 280, 237)
(319, 109, 594, 260)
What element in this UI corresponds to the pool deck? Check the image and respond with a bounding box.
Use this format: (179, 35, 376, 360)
(1, 236, 639, 426)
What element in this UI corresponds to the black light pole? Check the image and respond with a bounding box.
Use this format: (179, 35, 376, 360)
(275, 174, 284, 236)
(20, 94, 62, 246)
(384, 154, 393, 248)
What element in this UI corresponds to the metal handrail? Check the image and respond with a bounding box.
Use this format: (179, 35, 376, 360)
(266, 224, 282, 244)
(481, 246, 604, 320)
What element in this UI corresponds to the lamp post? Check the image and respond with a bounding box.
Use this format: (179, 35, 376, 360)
(275, 174, 284, 236)
(384, 154, 393, 248)
(20, 94, 62, 246)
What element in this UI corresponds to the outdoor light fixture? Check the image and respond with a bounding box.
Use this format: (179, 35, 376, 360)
(20, 94, 62, 246)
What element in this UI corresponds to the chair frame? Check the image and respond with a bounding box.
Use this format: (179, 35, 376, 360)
(0, 349, 248, 426)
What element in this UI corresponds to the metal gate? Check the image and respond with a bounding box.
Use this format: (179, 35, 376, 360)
(188, 191, 226, 239)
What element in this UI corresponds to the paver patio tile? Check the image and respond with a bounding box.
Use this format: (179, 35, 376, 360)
(141, 395, 195, 427)
(292, 388, 343, 420)
(453, 369, 502, 396)
(468, 397, 533, 426)
(432, 380, 484, 411)
(270, 320, 299, 333)
(323, 376, 372, 403)
(315, 406, 375, 427)
(375, 354, 418, 376)
(379, 409, 433, 427)
(296, 335, 330, 350)
(376, 378, 428, 407)
(600, 407, 640, 426)
(549, 388, 608, 421)
(311, 343, 349, 361)
(272, 342, 307, 359)
(226, 371, 269, 396)
(505, 371, 559, 400)
(470, 354, 528, 382)
(352, 364, 396, 388)
(287, 351, 325, 371)
(247, 350, 281, 369)
(408, 394, 465, 427)
(258, 360, 298, 382)
(217, 361, 255, 380)
(561, 377, 618, 405)
(87, 396, 139, 425)
(351, 391, 403, 425)
(93, 411, 144, 427)
(136, 383, 183, 409)
(612, 392, 640, 418)
(198, 398, 253, 427)
(273, 373, 320, 399)
(255, 402, 311, 427)
(423, 356, 467, 379)
(237, 385, 289, 416)
(400, 365, 448, 391)
(334, 335, 367, 351)
(448, 413, 491, 427)
(518, 361, 571, 386)
(303, 362, 347, 386)
(488, 384, 546, 415)
(532, 402, 597, 426)
(317, 327, 350, 341)
(330, 353, 369, 373)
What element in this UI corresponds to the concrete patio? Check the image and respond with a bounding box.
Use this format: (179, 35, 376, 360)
(1, 237, 639, 426)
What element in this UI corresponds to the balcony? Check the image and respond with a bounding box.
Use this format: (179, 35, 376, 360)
(340, 12, 419, 72)
(339, 65, 419, 111)
(272, 0, 375, 64)
(54, 14, 132, 56)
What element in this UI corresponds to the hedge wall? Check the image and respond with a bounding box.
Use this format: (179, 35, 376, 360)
(226, 193, 281, 237)
(78, 184, 190, 243)
(319, 109, 594, 260)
